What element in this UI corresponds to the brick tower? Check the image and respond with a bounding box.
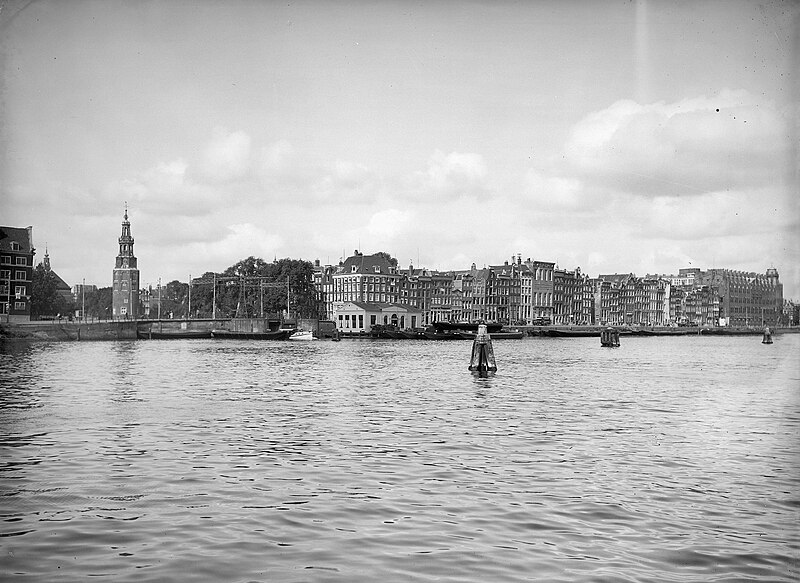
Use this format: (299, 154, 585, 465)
(112, 205, 140, 319)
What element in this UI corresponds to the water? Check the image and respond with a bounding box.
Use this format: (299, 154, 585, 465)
(1, 335, 798, 582)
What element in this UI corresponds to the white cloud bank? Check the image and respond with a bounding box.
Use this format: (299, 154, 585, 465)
(20, 90, 798, 299)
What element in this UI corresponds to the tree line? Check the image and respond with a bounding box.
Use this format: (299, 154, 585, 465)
(30, 256, 323, 321)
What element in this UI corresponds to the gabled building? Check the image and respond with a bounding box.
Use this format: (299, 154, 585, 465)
(399, 264, 454, 325)
(520, 258, 554, 324)
(40, 248, 74, 307)
(598, 273, 668, 326)
(554, 267, 591, 325)
(0, 225, 35, 322)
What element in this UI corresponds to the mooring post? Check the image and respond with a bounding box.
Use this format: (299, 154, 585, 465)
(469, 324, 497, 373)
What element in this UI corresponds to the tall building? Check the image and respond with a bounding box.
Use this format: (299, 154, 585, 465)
(112, 207, 140, 319)
(0, 225, 35, 322)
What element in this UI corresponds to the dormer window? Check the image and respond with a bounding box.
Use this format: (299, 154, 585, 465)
(374, 266, 381, 274)
(351, 265, 358, 273)
(11, 242, 20, 251)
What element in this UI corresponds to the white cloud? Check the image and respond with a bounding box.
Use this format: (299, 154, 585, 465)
(564, 89, 791, 196)
(198, 128, 252, 182)
(182, 223, 284, 266)
(409, 150, 489, 201)
(312, 159, 379, 203)
(366, 209, 412, 240)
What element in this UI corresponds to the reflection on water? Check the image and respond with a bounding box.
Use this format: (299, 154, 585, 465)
(1, 335, 799, 582)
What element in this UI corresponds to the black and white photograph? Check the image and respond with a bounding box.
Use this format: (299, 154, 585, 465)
(1, 0, 798, 581)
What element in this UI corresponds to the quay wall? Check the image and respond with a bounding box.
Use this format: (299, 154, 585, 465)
(0, 320, 139, 341)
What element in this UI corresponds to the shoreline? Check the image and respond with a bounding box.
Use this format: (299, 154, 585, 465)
(2, 320, 797, 342)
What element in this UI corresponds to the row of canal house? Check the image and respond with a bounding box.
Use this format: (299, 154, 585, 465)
(658, 268, 784, 327)
(313, 250, 785, 331)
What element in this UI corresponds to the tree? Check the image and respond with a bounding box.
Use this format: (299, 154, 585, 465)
(189, 257, 321, 319)
(375, 251, 399, 267)
(30, 262, 73, 319)
(82, 287, 113, 320)
(151, 280, 190, 318)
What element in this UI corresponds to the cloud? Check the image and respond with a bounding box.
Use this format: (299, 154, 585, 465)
(366, 209, 412, 240)
(312, 160, 380, 203)
(116, 158, 225, 216)
(198, 127, 253, 182)
(564, 89, 791, 197)
(409, 150, 489, 201)
(523, 169, 586, 211)
(183, 223, 284, 264)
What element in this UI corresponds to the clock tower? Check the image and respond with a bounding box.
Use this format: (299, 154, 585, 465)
(112, 205, 140, 319)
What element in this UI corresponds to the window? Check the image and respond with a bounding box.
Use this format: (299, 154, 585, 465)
(1, 256, 10, 265)
(0, 270, 9, 279)
(11, 242, 20, 251)
(16, 257, 26, 266)
(15, 301, 26, 310)
(15, 286, 25, 297)
(370, 315, 376, 325)
(358, 315, 364, 328)
(351, 265, 358, 273)
(15, 271, 26, 280)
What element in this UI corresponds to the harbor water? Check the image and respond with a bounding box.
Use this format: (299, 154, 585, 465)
(1, 335, 799, 582)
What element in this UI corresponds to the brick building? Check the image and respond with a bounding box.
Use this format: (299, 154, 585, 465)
(0, 226, 35, 322)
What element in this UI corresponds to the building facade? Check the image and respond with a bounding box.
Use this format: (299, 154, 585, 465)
(0, 226, 35, 322)
(335, 301, 423, 333)
(112, 208, 140, 319)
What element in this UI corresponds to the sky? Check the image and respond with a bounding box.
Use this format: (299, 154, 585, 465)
(1, 0, 798, 297)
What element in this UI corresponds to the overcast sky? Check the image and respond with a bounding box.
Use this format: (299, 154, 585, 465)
(2, 0, 798, 297)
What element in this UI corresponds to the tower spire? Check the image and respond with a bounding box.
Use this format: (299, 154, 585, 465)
(112, 204, 140, 319)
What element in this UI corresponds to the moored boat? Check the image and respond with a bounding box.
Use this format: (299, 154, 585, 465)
(289, 330, 316, 341)
(458, 330, 524, 340)
(137, 329, 213, 340)
(211, 329, 294, 340)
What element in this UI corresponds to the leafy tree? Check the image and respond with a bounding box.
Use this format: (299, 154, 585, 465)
(30, 262, 73, 319)
(375, 251, 399, 267)
(188, 257, 321, 319)
(82, 287, 113, 320)
(150, 280, 190, 318)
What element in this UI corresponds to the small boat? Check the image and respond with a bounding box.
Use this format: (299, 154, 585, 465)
(545, 328, 600, 337)
(211, 329, 294, 340)
(289, 330, 316, 341)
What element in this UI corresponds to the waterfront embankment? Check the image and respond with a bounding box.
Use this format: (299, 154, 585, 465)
(0, 317, 333, 342)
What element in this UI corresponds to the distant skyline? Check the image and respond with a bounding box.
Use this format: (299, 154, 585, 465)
(2, 1, 798, 297)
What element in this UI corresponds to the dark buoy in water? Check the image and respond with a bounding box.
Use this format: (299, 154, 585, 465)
(600, 327, 620, 347)
(762, 327, 773, 344)
(469, 324, 497, 374)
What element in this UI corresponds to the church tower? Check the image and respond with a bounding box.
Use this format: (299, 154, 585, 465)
(112, 205, 140, 319)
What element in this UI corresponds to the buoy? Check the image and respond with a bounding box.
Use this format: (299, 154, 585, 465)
(600, 327, 620, 347)
(762, 327, 773, 344)
(469, 324, 497, 373)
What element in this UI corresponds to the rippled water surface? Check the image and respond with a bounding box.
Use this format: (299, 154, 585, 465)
(2, 335, 799, 582)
